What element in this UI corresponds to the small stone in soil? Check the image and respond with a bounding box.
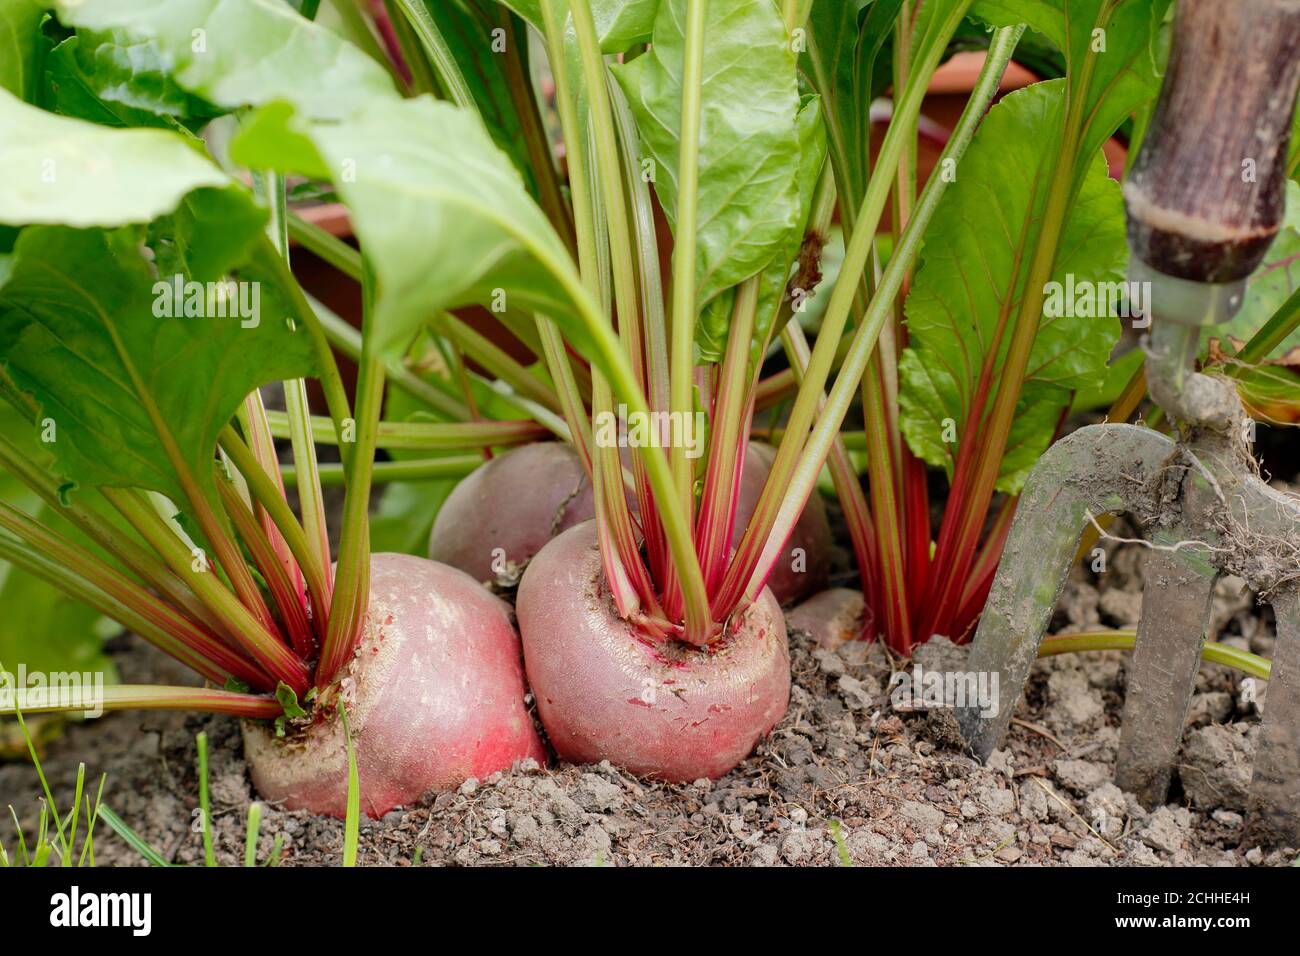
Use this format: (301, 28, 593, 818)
(1179, 724, 1254, 811)
(1054, 758, 1109, 795)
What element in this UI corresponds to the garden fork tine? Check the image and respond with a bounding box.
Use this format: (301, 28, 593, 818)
(1230, 475, 1300, 846)
(1249, 582, 1300, 846)
(1113, 532, 1217, 808)
(957, 424, 1176, 759)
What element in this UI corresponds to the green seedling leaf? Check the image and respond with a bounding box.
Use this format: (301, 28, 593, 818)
(612, 0, 805, 309)
(829, 819, 853, 867)
(263, 832, 284, 866)
(8, 805, 29, 866)
(195, 730, 214, 866)
(274, 681, 307, 719)
(900, 81, 1126, 493)
(243, 801, 262, 866)
(274, 681, 307, 738)
(51, 0, 395, 120)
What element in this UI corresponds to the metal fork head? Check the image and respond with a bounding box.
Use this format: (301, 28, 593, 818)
(956, 372, 1300, 849)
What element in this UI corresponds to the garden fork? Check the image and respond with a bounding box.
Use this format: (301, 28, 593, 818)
(955, 0, 1300, 848)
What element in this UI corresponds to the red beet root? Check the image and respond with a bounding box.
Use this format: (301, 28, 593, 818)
(429, 441, 829, 604)
(517, 521, 790, 781)
(243, 553, 545, 818)
(734, 442, 832, 605)
(428, 442, 594, 583)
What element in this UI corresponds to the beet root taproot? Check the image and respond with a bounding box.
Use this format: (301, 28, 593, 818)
(243, 553, 545, 818)
(427, 442, 593, 583)
(516, 521, 790, 781)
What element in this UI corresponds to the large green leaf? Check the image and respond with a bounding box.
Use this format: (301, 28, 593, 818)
(698, 93, 828, 366)
(0, 0, 45, 101)
(801, 0, 900, 211)
(0, 98, 317, 502)
(900, 81, 1126, 493)
(0, 564, 115, 685)
(44, 30, 219, 127)
(51, 0, 395, 119)
(497, 0, 658, 52)
(232, 95, 588, 366)
(53, 0, 602, 377)
(148, 185, 269, 283)
(45, 35, 183, 129)
(972, 0, 1169, 160)
(588, 0, 658, 49)
(612, 0, 805, 309)
(0, 221, 318, 504)
(0, 86, 226, 227)
(401, 0, 541, 196)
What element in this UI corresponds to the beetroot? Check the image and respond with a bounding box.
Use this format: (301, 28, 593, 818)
(243, 553, 545, 818)
(517, 521, 790, 781)
(430, 440, 829, 602)
(428, 442, 594, 582)
(734, 442, 833, 605)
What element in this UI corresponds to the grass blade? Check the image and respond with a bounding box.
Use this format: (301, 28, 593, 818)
(196, 731, 216, 867)
(9, 805, 30, 866)
(62, 762, 85, 866)
(340, 701, 360, 867)
(98, 806, 172, 867)
(264, 832, 284, 867)
(244, 802, 263, 867)
(77, 774, 107, 868)
(14, 700, 70, 850)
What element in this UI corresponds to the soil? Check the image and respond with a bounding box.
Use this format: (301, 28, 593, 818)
(2, 530, 1294, 867)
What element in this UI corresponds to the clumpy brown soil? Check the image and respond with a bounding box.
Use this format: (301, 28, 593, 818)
(1, 535, 1294, 867)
